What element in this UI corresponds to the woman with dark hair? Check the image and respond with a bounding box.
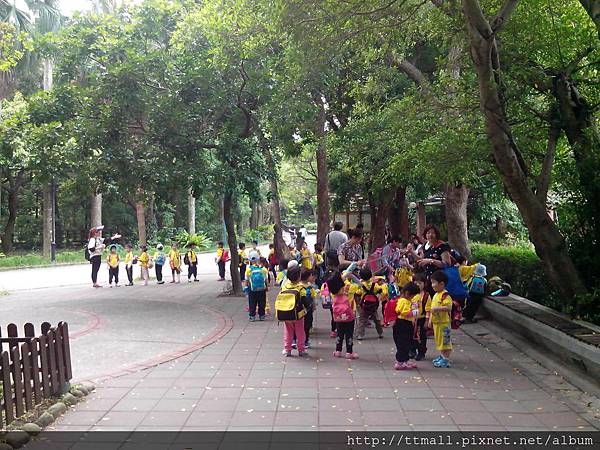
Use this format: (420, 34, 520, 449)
(87, 226, 121, 288)
(414, 225, 452, 279)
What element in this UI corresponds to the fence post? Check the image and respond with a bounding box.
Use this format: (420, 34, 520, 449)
(10, 345, 24, 418)
(1, 351, 14, 425)
(38, 334, 51, 398)
(21, 342, 34, 411)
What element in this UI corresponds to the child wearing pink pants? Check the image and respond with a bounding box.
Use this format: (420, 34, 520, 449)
(278, 265, 311, 357)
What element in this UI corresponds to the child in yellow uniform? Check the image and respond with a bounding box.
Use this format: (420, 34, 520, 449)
(106, 245, 120, 287)
(215, 241, 227, 281)
(353, 266, 385, 340)
(428, 270, 453, 368)
(300, 241, 313, 269)
(410, 272, 431, 360)
(124, 244, 134, 286)
(169, 242, 181, 283)
(238, 242, 248, 282)
(393, 282, 421, 370)
(138, 245, 150, 286)
(185, 243, 199, 282)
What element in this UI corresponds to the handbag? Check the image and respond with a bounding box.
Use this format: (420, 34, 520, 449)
(325, 234, 338, 260)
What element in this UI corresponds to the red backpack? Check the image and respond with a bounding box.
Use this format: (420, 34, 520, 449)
(383, 298, 398, 325)
(360, 283, 379, 316)
(332, 293, 355, 322)
(450, 294, 463, 330)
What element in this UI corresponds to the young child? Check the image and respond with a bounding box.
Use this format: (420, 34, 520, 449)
(251, 240, 261, 257)
(169, 242, 181, 283)
(329, 268, 359, 359)
(301, 268, 318, 348)
(353, 266, 385, 340)
(260, 257, 272, 315)
(288, 243, 297, 262)
(267, 244, 278, 282)
(245, 252, 269, 321)
(138, 245, 150, 286)
(238, 242, 248, 281)
(276, 265, 310, 356)
(393, 282, 421, 370)
(410, 272, 431, 360)
(464, 264, 487, 323)
(107, 245, 120, 287)
(185, 243, 199, 282)
(124, 243, 134, 286)
(300, 241, 313, 270)
(154, 243, 166, 285)
(313, 243, 325, 286)
(429, 270, 453, 368)
(215, 241, 227, 281)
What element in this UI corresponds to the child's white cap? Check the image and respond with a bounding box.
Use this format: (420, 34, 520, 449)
(475, 264, 487, 277)
(156, 243, 164, 250)
(287, 260, 299, 269)
(249, 251, 260, 261)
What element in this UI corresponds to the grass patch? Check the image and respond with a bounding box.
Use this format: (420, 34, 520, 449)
(0, 250, 84, 269)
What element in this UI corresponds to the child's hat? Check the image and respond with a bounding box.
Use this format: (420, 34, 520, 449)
(156, 243, 164, 250)
(475, 264, 487, 277)
(249, 251, 260, 261)
(287, 260, 298, 269)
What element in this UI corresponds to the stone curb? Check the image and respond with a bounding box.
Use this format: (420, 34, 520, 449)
(0, 384, 95, 450)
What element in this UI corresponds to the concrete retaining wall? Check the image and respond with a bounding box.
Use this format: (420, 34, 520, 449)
(481, 294, 600, 381)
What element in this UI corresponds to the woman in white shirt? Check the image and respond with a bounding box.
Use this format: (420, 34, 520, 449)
(87, 225, 121, 288)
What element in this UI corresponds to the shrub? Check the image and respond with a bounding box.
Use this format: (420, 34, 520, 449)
(471, 243, 600, 324)
(243, 225, 273, 243)
(470, 243, 558, 307)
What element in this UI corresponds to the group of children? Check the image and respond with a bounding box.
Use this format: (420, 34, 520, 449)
(103, 241, 202, 287)
(254, 238, 489, 371)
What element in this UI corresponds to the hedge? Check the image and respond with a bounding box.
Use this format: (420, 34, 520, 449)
(470, 243, 559, 309)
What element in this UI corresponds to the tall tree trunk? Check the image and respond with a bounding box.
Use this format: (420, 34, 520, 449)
(224, 192, 243, 295)
(388, 186, 409, 241)
(174, 190, 185, 229)
(416, 202, 426, 237)
(90, 193, 103, 228)
(553, 74, 600, 245)
(371, 194, 394, 252)
(249, 200, 258, 229)
(42, 183, 52, 258)
(1, 173, 23, 254)
(315, 96, 330, 245)
(445, 183, 471, 257)
(260, 136, 290, 262)
(135, 201, 147, 246)
(462, 0, 586, 301)
(187, 187, 196, 235)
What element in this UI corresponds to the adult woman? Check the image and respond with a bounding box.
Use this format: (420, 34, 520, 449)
(338, 229, 366, 267)
(414, 225, 452, 279)
(87, 226, 121, 288)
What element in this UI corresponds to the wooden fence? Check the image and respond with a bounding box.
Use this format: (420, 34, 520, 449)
(0, 322, 72, 427)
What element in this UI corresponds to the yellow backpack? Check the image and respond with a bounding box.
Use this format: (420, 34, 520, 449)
(275, 287, 306, 321)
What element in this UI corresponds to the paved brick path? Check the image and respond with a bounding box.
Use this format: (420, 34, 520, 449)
(49, 289, 600, 432)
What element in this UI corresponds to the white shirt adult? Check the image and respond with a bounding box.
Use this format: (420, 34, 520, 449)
(299, 226, 308, 239)
(324, 223, 348, 254)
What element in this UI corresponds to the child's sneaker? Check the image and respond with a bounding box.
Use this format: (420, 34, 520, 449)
(305, 340, 311, 348)
(433, 357, 451, 368)
(330, 331, 337, 338)
(292, 342, 297, 349)
(432, 355, 443, 364)
(333, 351, 342, 358)
(346, 352, 358, 360)
(407, 361, 418, 369)
(249, 316, 255, 322)
(194, 279, 199, 282)
(378, 334, 383, 339)
(394, 361, 412, 370)
(285, 351, 292, 357)
(109, 284, 113, 288)
(259, 316, 265, 321)
(115, 284, 120, 287)
(416, 354, 426, 361)
(298, 351, 308, 357)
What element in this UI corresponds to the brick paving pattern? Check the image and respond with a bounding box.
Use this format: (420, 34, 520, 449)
(49, 290, 600, 432)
